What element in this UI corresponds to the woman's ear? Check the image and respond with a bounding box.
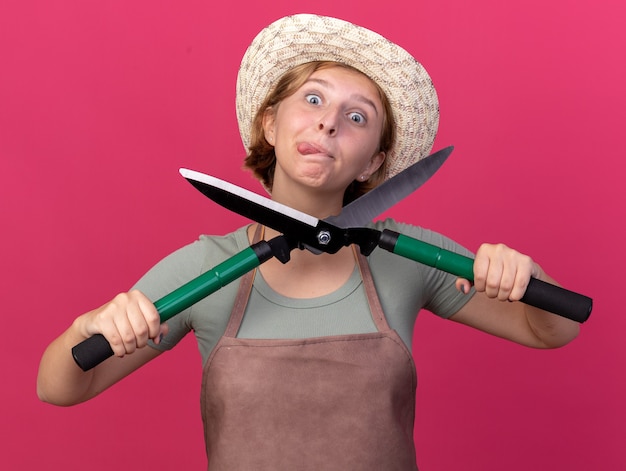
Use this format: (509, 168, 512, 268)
(363, 151, 386, 179)
(262, 107, 275, 145)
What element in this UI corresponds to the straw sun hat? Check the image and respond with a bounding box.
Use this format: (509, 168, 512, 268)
(236, 13, 439, 181)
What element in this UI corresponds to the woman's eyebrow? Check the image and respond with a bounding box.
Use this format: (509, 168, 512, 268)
(305, 77, 380, 116)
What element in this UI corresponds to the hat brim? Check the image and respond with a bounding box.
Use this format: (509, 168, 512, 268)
(236, 14, 439, 180)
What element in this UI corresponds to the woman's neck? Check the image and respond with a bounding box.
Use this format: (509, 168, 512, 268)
(270, 182, 344, 220)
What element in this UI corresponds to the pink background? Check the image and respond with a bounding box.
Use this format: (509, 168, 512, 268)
(1, 0, 624, 469)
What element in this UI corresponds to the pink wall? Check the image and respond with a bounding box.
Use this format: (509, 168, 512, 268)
(2, 1, 624, 469)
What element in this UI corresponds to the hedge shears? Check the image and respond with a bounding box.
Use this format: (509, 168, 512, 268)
(73, 146, 464, 370)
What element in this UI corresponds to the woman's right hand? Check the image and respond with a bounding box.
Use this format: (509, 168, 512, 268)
(75, 290, 169, 358)
(38, 290, 167, 405)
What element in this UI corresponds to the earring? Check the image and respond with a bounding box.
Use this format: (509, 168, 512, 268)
(360, 175, 367, 181)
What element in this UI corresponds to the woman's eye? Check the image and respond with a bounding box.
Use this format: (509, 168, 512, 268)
(348, 112, 365, 124)
(305, 94, 321, 105)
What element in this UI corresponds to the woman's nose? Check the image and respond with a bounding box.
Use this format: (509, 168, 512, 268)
(317, 109, 338, 135)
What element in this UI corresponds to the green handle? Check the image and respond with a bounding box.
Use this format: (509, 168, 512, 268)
(155, 246, 263, 322)
(379, 229, 592, 323)
(72, 241, 278, 371)
(391, 231, 475, 280)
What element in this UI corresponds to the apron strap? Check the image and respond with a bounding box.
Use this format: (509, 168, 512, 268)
(223, 224, 263, 337)
(353, 246, 392, 332)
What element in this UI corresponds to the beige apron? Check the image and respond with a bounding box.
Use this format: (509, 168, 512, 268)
(201, 230, 418, 470)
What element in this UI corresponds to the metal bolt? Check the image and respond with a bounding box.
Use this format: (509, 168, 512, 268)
(317, 230, 332, 245)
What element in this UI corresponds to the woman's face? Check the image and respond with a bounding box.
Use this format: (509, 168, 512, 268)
(263, 66, 386, 199)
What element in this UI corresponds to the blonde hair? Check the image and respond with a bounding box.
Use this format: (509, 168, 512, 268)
(243, 61, 395, 204)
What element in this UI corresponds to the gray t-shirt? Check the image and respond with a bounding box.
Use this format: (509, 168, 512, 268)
(135, 219, 475, 365)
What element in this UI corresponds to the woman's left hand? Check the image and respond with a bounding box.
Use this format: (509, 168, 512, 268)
(456, 243, 542, 301)
(452, 243, 580, 348)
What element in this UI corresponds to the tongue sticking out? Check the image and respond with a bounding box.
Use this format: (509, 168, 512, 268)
(298, 142, 328, 156)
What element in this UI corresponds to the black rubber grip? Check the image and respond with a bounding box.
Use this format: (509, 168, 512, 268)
(72, 334, 113, 371)
(521, 278, 592, 323)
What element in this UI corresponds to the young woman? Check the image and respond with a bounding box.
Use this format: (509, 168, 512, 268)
(37, 14, 579, 469)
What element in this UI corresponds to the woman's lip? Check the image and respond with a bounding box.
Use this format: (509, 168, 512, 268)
(297, 142, 332, 157)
